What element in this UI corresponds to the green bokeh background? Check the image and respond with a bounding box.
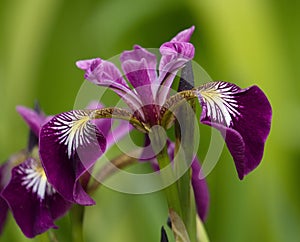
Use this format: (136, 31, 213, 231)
(1, 0, 299, 241)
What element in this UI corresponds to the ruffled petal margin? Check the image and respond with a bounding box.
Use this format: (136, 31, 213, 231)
(197, 81, 272, 179)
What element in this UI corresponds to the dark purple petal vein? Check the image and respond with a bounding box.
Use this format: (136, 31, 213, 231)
(39, 110, 106, 205)
(197, 81, 272, 179)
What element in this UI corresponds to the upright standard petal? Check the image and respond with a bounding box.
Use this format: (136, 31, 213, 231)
(158, 26, 195, 82)
(1, 158, 71, 238)
(120, 46, 161, 124)
(157, 41, 195, 105)
(39, 110, 106, 205)
(159, 42, 195, 83)
(120, 45, 157, 85)
(171, 26, 195, 42)
(197, 81, 272, 179)
(121, 58, 154, 103)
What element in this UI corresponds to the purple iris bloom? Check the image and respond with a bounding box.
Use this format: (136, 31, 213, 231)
(39, 26, 271, 212)
(39, 101, 131, 205)
(0, 106, 71, 238)
(39, 27, 195, 206)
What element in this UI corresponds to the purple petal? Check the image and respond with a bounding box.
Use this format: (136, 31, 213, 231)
(121, 58, 154, 103)
(39, 110, 106, 205)
(191, 159, 209, 221)
(0, 196, 8, 234)
(1, 158, 71, 238)
(91, 117, 111, 138)
(152, 27, 195, 105)
(171, 26, 195, 42)
(76, 58, 128, 89)
(158, 26, 195, 80)
(197, 81, 272, 179)
(0, 164, 9, 234)
(139, 134, 156, 161)
(120, 45, 157, 85)
(120, 46, 159, 118)
(76, 58, 142, 110)
(16, 106, 48, 137)
(76, 58, 101, 74)
(85, 101, 104, 110)
(159, 42, 195, 75)
(120, 50, 160, 123)
(157, 42, 195, 104)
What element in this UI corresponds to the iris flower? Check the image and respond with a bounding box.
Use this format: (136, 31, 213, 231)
(0, 106, 71, 238)
(39, 26, 271, 219)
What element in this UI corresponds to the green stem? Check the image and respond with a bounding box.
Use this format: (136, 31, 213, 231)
(156, 145, 182, 217)
(47, 230, 59, 242)
(38, 232, 52, 242)
(174, 101, 197, 242)
(70, 205, 85, 242)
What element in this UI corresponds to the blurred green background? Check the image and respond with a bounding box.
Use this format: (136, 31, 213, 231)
(1, 0, 300, 241)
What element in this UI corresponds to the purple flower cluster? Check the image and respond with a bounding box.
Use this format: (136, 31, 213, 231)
(0, 26, 272, 238)
(0, 106, 71, 238)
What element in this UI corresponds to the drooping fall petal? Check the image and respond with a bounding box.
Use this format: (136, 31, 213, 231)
(197, 81, 272, 179)
(0, 164, 9, 234)
(1, 158, 71, 238)
(39, 110, 106, 205)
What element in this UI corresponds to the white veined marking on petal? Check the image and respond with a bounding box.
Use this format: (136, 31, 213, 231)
(199, 82, 241, 127)
(52, 110, 99, 158)
(19, 158, 55, 200)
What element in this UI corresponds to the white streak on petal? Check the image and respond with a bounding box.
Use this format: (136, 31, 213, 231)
(198, 82, 241, 127)
(19, 158, 56, 200)
(50, 110, 100, 158)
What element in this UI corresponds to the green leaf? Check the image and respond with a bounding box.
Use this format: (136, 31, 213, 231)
(169, 209, 190, 242)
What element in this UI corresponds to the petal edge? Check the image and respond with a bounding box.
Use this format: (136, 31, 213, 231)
(197, 82, 272, 178)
